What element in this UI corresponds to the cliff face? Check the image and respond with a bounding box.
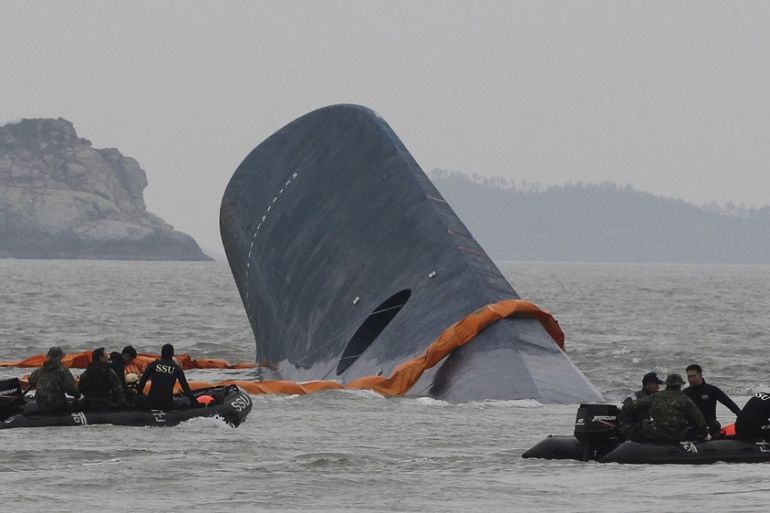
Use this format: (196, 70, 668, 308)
(0, 118, 210, 260)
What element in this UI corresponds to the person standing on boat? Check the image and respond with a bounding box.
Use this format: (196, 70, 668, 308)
(684, 364, 741, 437)
(26, 346, 81, 414)
(78, 347, 127, 410)
(625, 374, 706, 442)
(618, 372, 664, 440)
(136, 343, 196, 410)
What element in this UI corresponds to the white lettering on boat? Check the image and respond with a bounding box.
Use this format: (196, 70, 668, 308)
(71, 412, 88, 425)
(230, 395, 251, 412)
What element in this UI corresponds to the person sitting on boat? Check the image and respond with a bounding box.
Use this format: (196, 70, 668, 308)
(109, 351, 128, 395)
(26, 346, 81, 414)
(135, 343, 196, 410)
(625, 373, 707, 442)
(684, 364, 741, 437)
(734, 392, 770, 440)
(108, 346, 139, 399)
(78, 347, 128, 411)
(631, 372, 663, 401)
(120, 345, 143, 376)
(618, 372, 663, 440)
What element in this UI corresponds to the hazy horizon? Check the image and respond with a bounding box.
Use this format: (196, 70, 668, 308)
(3, 1, 769, 253)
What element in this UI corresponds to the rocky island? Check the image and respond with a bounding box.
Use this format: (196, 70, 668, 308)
(0, 118, 210, 260)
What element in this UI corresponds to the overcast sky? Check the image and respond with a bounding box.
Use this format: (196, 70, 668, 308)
(2, 1, 769, 255)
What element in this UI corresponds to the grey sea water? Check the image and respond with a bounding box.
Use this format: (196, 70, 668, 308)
(1, 260, 769, 512)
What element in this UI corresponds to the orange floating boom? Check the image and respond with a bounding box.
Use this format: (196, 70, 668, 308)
(0, 352, 256, 370)
(183, 299, 565, 397)
(7, 300, 563, 398)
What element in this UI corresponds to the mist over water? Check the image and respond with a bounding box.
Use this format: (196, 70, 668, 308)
(1, 260, 769, 512)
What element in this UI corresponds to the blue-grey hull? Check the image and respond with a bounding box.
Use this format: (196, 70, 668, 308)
(220, 104, 602, 403)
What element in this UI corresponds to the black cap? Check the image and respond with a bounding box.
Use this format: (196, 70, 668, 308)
(161, 343, 174, 358)
(121, 345, 137, 358)
(642, 372, 663, 385)
(92, 347, 106, 361)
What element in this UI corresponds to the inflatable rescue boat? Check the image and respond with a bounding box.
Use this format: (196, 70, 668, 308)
(0, 383, 252, 429)
(523, 404, 770, 464)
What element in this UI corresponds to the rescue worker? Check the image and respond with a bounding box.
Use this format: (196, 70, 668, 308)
(631, 372, 663, 401)
(683, 364, 741, 437)
(618, 372, 664, 440)
(109, 351, 128, 394)
(735, 392, 770, 440)
(625, 373, 707, 442)
(26, 346, 81, 414)
(78, 347, 127, 410)
(136, 343, 196, 410)
(110, 346, 136, 401)
(121, 345, 142, 376)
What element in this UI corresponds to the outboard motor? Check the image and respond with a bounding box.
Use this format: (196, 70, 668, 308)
(0, 378, 23, 421)
(573, 403, 619, 461)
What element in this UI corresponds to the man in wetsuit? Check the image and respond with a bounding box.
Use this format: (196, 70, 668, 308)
(684, 364, 741, 437)
(735, 392, 770, 440)
(136, 343, 196, 410)
(27, 346, 81, 414)
(618, 372, 664, 440)
(78, 347, 127, 410)
(625, 374, 706, 442)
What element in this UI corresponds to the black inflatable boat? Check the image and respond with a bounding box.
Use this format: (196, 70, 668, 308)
(0, 383, 252, 429)
(523, 403, 770, 464)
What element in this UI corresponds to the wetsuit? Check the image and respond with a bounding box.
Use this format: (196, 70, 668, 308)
(684, 380, 741, 436)
(137, 358, 195, 410)
(735, 393, 770, 440)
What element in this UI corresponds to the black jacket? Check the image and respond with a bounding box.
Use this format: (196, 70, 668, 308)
(683, 380, 741, 422)
(735, 393, 770, 439)
(137, 358, 194, 408)
(78, 361, 125, 403)
(109, 354, 130, 396)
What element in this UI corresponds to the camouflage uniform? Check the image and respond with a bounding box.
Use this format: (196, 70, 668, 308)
(28, 360, 80, 414)
(625, 387, 706, 441)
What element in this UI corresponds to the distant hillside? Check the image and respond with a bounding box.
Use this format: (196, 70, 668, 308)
(430, 170, 770, 263)
(0, 118, 210, 260)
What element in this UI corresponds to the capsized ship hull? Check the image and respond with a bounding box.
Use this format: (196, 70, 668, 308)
(220, 104, 602, 403)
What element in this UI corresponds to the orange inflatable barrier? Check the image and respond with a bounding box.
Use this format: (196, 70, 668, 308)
(0, 352, 256, 370)
(176, 299, 565, 397)
(9, 300, 562, 398)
